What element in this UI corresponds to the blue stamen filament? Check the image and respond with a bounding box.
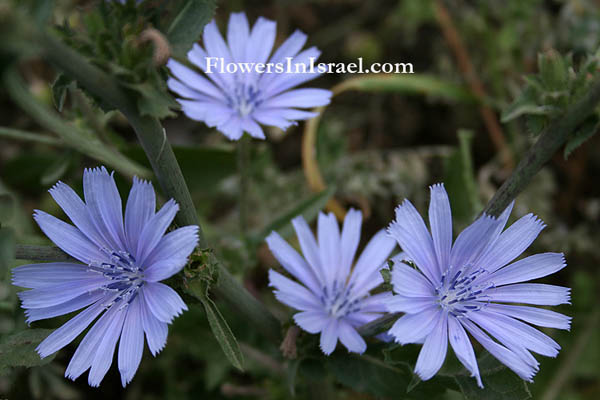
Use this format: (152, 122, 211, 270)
(88, 250, 144, 311)
(226, 81, 263, 117)
(321, 280, 362, 318)
(436, 267, 494, 317)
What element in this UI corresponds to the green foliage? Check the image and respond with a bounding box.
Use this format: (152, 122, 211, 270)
(444, 130, 482, 226)
(502, 48, 600, 156)
(167, 0, 217, 57)
(185, 249, 245, 371)
(0, 329, 55, 375)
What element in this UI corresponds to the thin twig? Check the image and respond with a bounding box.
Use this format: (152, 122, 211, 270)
(434, 0, 514, 169)
(0, 127, 64, 146)
(15, 244, 76, 262)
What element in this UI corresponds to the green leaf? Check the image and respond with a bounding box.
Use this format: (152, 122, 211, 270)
(50, 73, 75, 112)
(443, 130, 482, 226)
(167, 0, 217, 57)
(0, 329, 56, 375)
(327, 353, 411, 397)
(0, 194, 16, 225)
(287, 358, 301, 396)
(564, 116, 599, 159)
(40, 151, 73, 185)
(453, 353, 531, 400)
(251, 186, 336, 245)
(538, 50, 568, 91)
(124, 82, 178, 119)
(0, 227, 15, 271)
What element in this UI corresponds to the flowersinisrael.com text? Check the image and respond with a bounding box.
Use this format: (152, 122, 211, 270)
(204, 57, 414, 74)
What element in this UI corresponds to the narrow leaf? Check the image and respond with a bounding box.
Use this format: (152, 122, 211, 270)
(167, 0, 217, 57)
(0, 329, 56, 375)
(201, 297, 245, 371)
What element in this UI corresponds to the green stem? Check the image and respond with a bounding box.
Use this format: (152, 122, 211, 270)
(237, 135, 250, 236)
(0, 127, 63, 146)
(34, 31, 281, 342)
(15, 244, 75, 262)
(484, 76, 600, 217)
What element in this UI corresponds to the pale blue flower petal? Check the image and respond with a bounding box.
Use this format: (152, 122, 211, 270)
(167, 60, 226, 101)
(118, 296, 144, 387)
(487, 283, 571, 305)
(33, 210, 106, 264)
(140, 292, 168, 356)
(135, 199, 179, 265)
(448, 316, 482, 388)
(261, 47, 322, 98)
(144, 226, 199, 282)
(18, 276, 108, 309)
(227, 12, 250, 63)
(142, 282, 188, 323)
(388, 306, 439, 345)
(293, 311, 330, 334)
(349, 230, 396, 296)
(319, 319, 339, 355)
(268, 270, 322, 311)
(266, 231, 321, 295)
(124, 177, 155, 249)
(415, 312, 448, 381)
(12, 263, 92, 289)
(241, 118, 266, 139)
(484, 253, 566, 287)
(386, 295, 436, 314)
(337, 320, 367, 354)
(37, 300, 106, 358)
(388, 199, 439, 283)
(428, 184, 452, 277)
(246, 17, 276, 65)
(261, 88, 331, 109)
(291, 215, 326, 285)
(25, 291, 104, 324)
(317, 212, 341, 287)
(339, 208, 362, 281)
(88, 308, 126, 387)
(389, 261, 435, 298)
(477, 213, 546, 273)
(486, 304, 571, 330)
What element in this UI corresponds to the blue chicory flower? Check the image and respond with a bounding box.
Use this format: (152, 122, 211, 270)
(267, 210, 396, 355)
(12, 167, 199, 387)
(386, 184, 570, 387)
(167, 12, 332, 140)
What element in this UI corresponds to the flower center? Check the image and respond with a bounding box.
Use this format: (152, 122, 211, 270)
(321, 281, 361, 319)
(88, 250, 144, 309)
(226, 81, 262, 117)
(436, 266, 494, 317)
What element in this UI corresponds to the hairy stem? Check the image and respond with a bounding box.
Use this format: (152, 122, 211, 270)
(32, 31, 281, 342)
(484, 76, 600, 217)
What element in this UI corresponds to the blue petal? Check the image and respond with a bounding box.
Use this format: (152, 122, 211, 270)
(268, 270, 323, 312)
(319, 318, 339, 355)
(477, 213, 546, 273)
(389, 261, 435, 298)
(349, 230, 396, 297)
(414, 311, 448, 381)
(337, 320, 367, 354)
(484, 253, 566, 286)
(487, 283, 571, 305)
(202, 20, 235, 88)
(461, 319, 537, 382)
(293, 310, 330, 334)
(261, 88, 331, 109)
(88, 307, 127, 387)
(18, 276, 108, 309)
(37, 300, 106, 358)
(291, 216, 326, 286)
(317, 212, 341, 289)
(226, 12, 250, 63)
(217, 115, 244, 140)
(135, 199, 179, 265)
(25, 291, 104, 324)
(448, 316, 482, 387)
(83, 167, 127, 251)
(247, 16, 276, 65)
(266, 231, 321, 295)
(386, 295, 436, 314)
(143, 226, 199, 282)
(241, 118, 265, 139)
(142, 282, 187, 324)
(428, 184, 452, 277)
(339, 209, 362, 281)
(12, 262, 93, 289)
(118, 296, 144, 387)
(166, 60, 226, 101)
(33, 210, 106, 264)
(388, 199, 439, 283)
(125, 177, 156, 251)
(486, 303, 571, 330)
(140, 292, 168, 356)
(388, 306, 439, 344)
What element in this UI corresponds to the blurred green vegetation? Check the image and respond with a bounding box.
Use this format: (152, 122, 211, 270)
(1, 0, 599, 399)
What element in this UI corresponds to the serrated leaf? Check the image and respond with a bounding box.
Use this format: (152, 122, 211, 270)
(0, 329, 56, 375)
(453, 353, 531, 400)
(167, 0, 217, 57)
(564, 116, 599, 159)
(201, 296, 245, 372)
(50, 73, 75, 112)
(251, 186, 336, 245)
